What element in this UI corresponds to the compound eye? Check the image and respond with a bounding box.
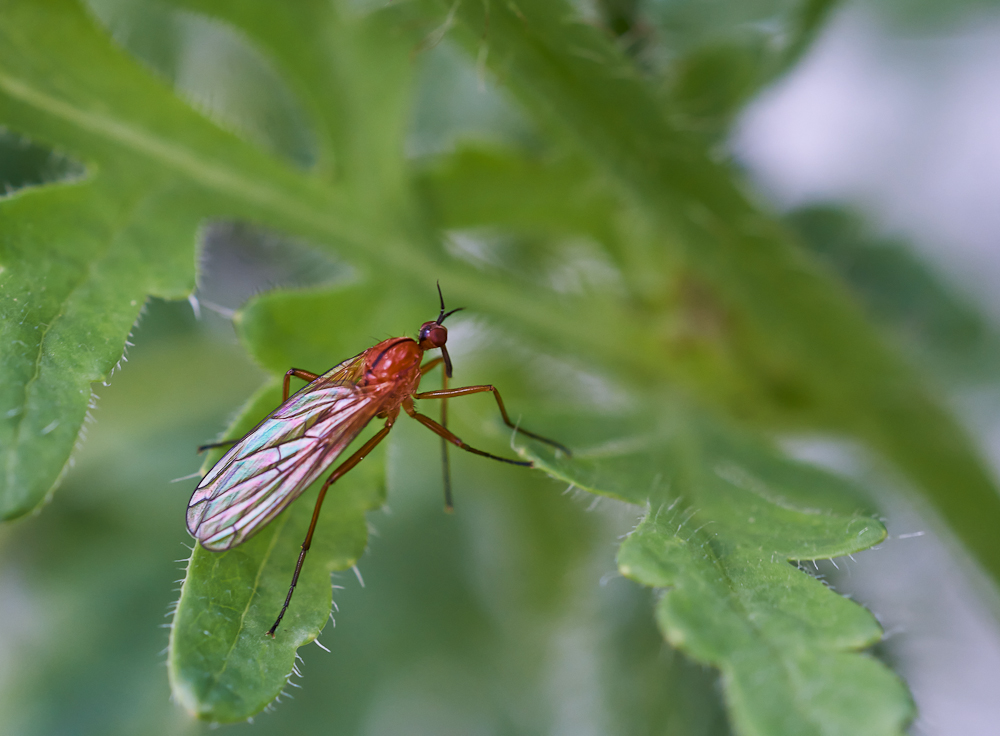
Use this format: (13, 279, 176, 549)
(425, 324, 448, 347)
(418, 321, 448, 347)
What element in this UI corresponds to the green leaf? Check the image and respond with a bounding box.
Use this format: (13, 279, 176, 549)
(620, 518, 910, 736)
(0, 0, 986, 730)
(167, 381, 385, 722)
(0, 0, 635, 522)
(437, 0, 1000, 591)
(0, 0, 332, 519)
(417, 146, 621, 243)
(234, 280, 424, 377)
(788, 205, 1000, 386)
(88, 0, 321, 168)
(158, 0, 421, 211)
(612, 0, 840, 137)
(0, 126, 86, 192)
(0, 176, 204, 518)
(521, 405, 914, 736)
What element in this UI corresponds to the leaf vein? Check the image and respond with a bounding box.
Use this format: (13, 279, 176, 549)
(209, 513, 289, 686)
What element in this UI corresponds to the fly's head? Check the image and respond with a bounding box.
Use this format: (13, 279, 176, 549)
(418, 284, 463, 377)
(417, 320, 448, 350)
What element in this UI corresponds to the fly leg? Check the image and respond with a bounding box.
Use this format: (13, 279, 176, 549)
(418, 357, 454, 511)
(419, 357, 443, 374)
(413, 385, 571, 456)
(439, 370, 452, 511)
(267, 420, 393, 638)
(284, 368, 320, 400)
(404, 400, 532, 467)
(197, 439, 239, 453)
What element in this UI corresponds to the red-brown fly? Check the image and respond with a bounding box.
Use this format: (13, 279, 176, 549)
(186, 286, 569, 636)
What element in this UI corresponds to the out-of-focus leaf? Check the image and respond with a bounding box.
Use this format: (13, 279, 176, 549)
(521, 404, 913, 736)
(233, 280, 425, 377)
(437, 0, 1000, 595)
(598, 0, 839, 137)
(87, 0, 320, 168)
(857, 0, 1000, 28)
(0, 126, 86, 193)
(789, 205, 1000, 385)
(160, 0, 417, 210)
(417, 147, 619, 241)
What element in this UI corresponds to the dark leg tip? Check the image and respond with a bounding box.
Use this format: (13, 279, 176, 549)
(548, 441, 572, 457)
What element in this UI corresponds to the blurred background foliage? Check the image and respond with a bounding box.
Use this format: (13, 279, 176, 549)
(2, 0, 1000, 734)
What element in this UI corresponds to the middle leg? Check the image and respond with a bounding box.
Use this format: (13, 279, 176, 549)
(414, 385, 571, 456)
(404, 401, 531, 467)
(418, 356, 454, 510)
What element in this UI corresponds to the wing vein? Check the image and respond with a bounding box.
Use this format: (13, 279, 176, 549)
(188, 354, 392, 549)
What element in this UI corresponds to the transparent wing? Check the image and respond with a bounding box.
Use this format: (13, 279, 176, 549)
(187, 356, 385, 551)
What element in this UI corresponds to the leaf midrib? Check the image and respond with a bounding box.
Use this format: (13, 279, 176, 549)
(713, 547, 826, 735)
(208, 513, 288, 695)
(0, 71, 372, 244)
(0, 68, 668, 385)
(663, 530, 845, 735)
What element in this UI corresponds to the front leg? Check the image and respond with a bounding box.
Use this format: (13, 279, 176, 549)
(419, 357, 444, 375)
(283, 368, 320, 400)
(414, 385, 571, 456)
(404, 401, 532, 468)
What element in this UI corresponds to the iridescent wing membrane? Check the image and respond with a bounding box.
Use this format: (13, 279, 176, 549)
(187, 355, 385, 551)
